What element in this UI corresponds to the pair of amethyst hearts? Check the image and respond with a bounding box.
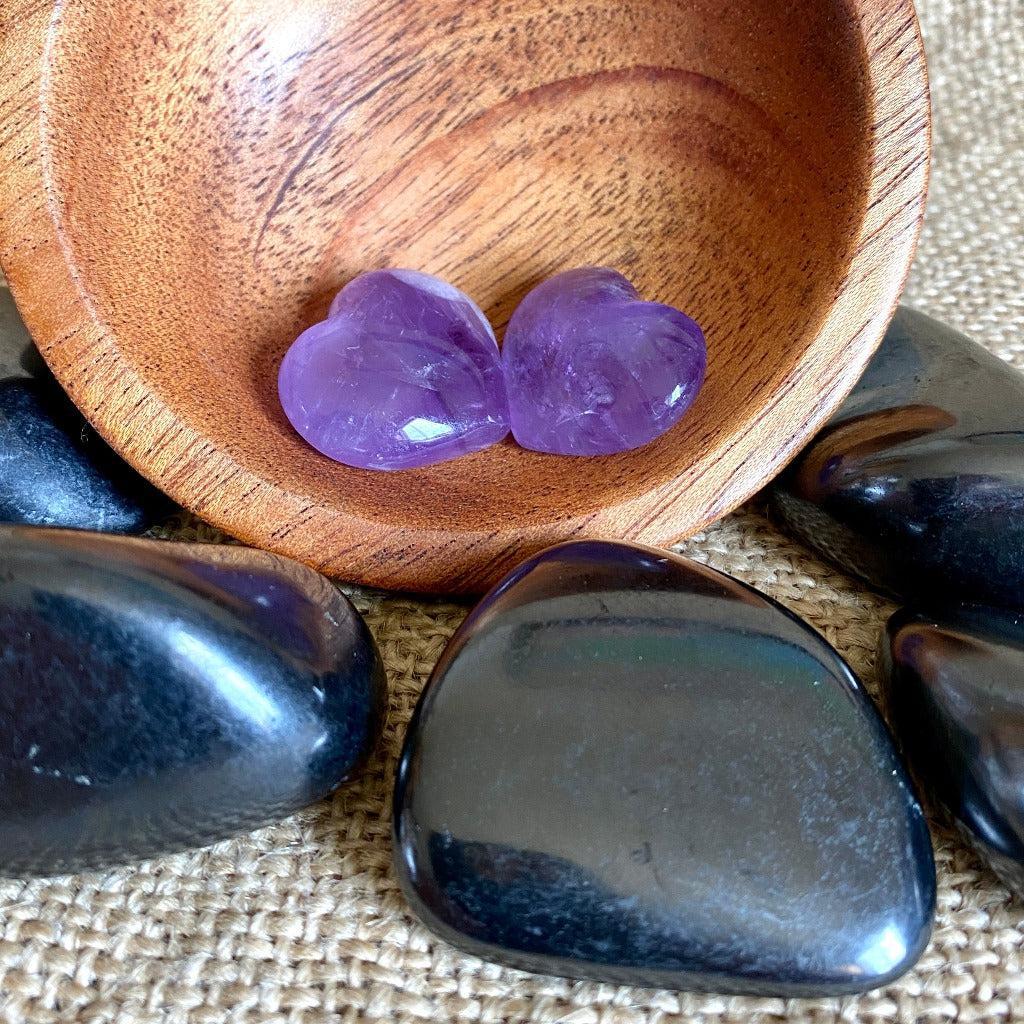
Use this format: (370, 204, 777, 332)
(278, 267, 707, 471)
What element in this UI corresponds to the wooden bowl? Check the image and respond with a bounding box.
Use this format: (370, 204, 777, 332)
(0, 0, 929, 592)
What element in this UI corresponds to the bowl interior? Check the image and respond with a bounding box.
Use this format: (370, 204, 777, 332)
(34, 0, 882, 586)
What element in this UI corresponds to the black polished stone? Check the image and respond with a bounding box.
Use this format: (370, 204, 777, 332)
(0, 287, 169, 533)
(0, 526, 385, 876)
(883, 605, 1024, 895)
(770, 306, 1024, 610)
(394, 540, 935, 996)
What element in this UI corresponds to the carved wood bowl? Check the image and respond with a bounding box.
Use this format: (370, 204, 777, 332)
(0, 0, 929, 592)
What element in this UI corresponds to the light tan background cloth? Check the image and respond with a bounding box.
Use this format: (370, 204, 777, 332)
(2, 0, 1023, 1020)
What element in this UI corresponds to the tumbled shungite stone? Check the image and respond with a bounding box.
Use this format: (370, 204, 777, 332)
(771, 306, 1024, 609)
(883, 605, 1024, 895)
(0, 383, 172, 533)
(0, 526, 385, 877)
(279, 270, 509, 470)
(0, 287, 170, 532)
(394, 540, 935, 995)
(502, 268, 706, 455)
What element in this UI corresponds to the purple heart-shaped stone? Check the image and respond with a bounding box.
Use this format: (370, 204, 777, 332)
(279, 270, 509, 471)
(502, 268, 706, 456)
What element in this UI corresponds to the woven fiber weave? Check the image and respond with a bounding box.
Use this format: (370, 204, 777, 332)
(2, 0, 1023, 1019)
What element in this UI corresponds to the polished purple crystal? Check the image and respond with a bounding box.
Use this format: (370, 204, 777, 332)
(279, 270, 509, 471)
(503, 268, 706, 456)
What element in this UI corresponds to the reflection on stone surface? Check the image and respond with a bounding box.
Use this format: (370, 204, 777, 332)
(0, 526, 385, 877)
(771, 306, 1024, 610)
(394, 540, 935, 995)
(883, 604, 1024, 895)
(0, 287, 170, 532)
(279, 270, 509, 470)
(503, 268, 706, 455)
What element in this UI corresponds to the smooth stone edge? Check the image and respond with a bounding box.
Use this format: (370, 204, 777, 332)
(394, 540, 936, 996)
(0, 527, 388, 878)
(881, 605, 1024, 898)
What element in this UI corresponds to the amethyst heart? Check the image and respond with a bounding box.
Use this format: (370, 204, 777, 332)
(502, 268, 706, 456)
(279, 270, 509, 471)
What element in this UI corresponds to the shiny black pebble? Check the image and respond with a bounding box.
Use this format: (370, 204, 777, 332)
(883, 605, 1024, 895)
(0, 526, 385, 876)
(0, 287, 169, 533)
(771, 306, 1024, 610)
(394, 540, 935, 996)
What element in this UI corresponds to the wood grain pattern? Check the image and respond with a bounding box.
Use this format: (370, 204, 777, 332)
(0, 0, 929, 592)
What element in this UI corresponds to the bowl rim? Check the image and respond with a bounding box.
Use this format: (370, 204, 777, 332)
(0, 0, 930, 593)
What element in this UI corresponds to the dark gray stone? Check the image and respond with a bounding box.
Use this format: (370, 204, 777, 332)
(883, 605, 1024, 896)
(0, 285, 45, 379)
(394, 540, 935, 996)
(0, 526, 385, 877)
(0, 287, 170, 532)
(770, 306, 1024, 610)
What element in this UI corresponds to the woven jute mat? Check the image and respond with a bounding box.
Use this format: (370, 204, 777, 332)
(2, 1, 1023, 1020)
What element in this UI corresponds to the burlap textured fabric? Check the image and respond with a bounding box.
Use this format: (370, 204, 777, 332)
(2, 0, 1023, 1020)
